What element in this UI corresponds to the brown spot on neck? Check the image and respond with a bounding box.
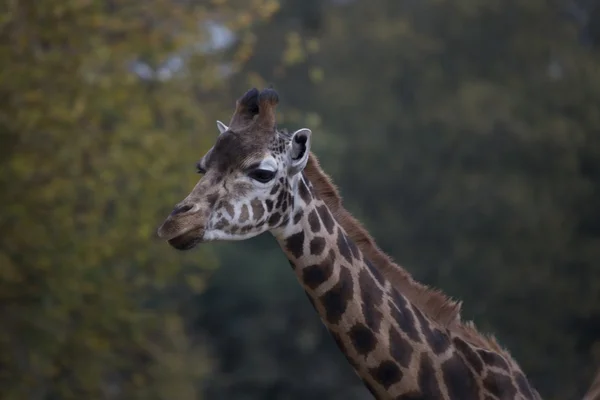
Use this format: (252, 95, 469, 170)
(369, 360, 403, 390)
(319, 266, 353, 325)
(301, 249, 335, 289)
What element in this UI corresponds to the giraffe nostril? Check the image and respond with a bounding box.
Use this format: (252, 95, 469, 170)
(171, 204, 195, 216)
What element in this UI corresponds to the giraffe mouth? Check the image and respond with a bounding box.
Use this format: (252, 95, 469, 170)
(167, 227, 205, 251)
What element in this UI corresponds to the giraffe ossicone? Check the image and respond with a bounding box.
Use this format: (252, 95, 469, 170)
(157, 88, 543, 399)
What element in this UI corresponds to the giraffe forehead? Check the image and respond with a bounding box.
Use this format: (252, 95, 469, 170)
(209, 131, 268, 170)
(209, 130, 289, 172)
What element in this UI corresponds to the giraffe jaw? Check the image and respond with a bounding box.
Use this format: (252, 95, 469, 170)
(166, 227, 205, 251)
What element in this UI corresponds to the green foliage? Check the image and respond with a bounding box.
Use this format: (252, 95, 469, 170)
(0, 0, 276, 398)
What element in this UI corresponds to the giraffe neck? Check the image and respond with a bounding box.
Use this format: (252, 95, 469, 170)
(270, 175, 449, 398)
(270, 174, 540, 400)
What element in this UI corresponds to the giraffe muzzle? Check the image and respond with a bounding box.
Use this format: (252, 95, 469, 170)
(157, 207, 207, 250)
(166, 226, 205, 250)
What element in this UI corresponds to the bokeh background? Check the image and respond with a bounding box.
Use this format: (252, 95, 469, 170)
(1, 0, 600, 399)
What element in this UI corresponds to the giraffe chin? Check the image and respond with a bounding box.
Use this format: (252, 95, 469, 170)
(167, 227, 205, 251)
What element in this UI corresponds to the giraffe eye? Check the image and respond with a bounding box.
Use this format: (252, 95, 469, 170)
(248, 169, 276, 183)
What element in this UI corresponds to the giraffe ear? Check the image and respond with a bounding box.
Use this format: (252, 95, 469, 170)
(216, 120, 229, 134)
(288, 128, 312, 175)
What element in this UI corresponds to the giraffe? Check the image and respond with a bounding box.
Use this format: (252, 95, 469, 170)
(584, 368, 600, 400)
(157, 87, 542, 399)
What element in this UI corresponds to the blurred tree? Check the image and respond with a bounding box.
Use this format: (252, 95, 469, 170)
(0, 0, 277, 399)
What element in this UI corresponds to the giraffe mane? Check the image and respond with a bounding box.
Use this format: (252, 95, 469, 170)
(303, 152, 515, 356)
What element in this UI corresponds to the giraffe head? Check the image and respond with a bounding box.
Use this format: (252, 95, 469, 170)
(157, 88, 312, 250)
